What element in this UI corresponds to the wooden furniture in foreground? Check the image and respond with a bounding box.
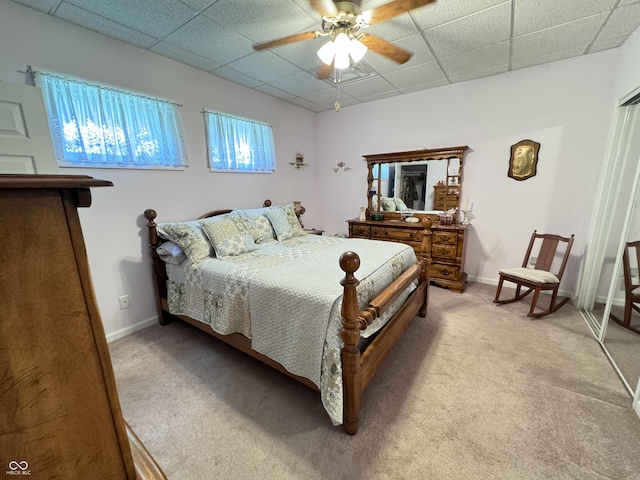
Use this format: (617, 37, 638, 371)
(0, 174, 166, 480)
(493, 230, 575, 318)
(348, 218, 468, 293)
(143, 205, 433, 434)
(610, 240, 640, 335)
(356, 146, 470, 293)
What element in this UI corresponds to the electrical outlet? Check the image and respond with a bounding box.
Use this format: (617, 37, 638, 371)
(119, 295, 130, 309)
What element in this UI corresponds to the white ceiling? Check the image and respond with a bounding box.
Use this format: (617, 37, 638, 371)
(11, 0, 640, 112)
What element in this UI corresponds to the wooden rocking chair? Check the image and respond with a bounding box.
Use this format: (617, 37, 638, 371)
(493, 231, 574, 318)
(609, 240, 640, 335)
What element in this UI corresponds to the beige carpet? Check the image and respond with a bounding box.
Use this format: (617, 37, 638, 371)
(109, 283, 640, 479)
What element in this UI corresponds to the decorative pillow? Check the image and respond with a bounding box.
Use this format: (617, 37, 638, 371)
(265, 204, 305, 241)
(380, 197, 397, 211)
(156, 241, 187, 265)
(228, 211, 263, 242)
(232, 208, 276, 242)
(394, 197, 409, 211)
(199, 216, 257, 258)
(157, 222, 212, 266)
(499, 267, 559, 284)
(372, 195, 378, 210)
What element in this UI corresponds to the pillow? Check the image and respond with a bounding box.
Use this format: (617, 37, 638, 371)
(157, 222, 212, 266)
(232, 208, 275, 242)
(380, 197, 397, 211)
(199, 216, 258, 258)
(265, 204, 305, 241)
(156, 241, 187, 265)
(394, 197, 409, 211)
(228, 211, 263, 242)
(372, 195, 378, 210)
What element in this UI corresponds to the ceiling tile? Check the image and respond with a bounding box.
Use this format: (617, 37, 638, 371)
(512, 13, 608, 63)
(339, 75, 397, 99)
(254, 83, 297, 100)
(282, 96, 326, 112)
(511, 46, 587, 71)
(211, 66, 264, 88)
(63, 0, 197, 39)
(597, 2, 640, 42)
(411, 0, 508, 31)
(201, 0, 317, 44)
(439, 40, 510, 78)
(363, 33, 435, 75)
(150, 41, 222, 72)
(268, 36, 330, 72)
(356, 89, 402, 103)
(226, 51, 302, 84)
(514, 0, 617, 36)
(11, 0, 57, 13)
(359, 13, 420, 42)
(55, 2, 155, 48)
(269, 71, 330, 96)
(589, 35, 628, 53)
(383, 61, 446, 89)
(399, 78, 450, 94)
(163, 14, 255, 65)
(424, 2, 511, 57)
(448, 63, 508, 83)
(305, 89, 359, 110)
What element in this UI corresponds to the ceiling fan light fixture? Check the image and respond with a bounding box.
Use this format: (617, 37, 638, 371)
(349, 37, 367, 63)
(334, 49, 350, 70)
(317, 40, 336, 65)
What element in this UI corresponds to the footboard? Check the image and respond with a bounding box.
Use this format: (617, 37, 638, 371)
(340, 217, 432, 435)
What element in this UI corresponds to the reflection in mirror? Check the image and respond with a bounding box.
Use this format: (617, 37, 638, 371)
(603, 180, 640, 394)
(371, 156, 462, 213)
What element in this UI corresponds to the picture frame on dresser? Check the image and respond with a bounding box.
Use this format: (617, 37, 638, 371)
(348, 146, 470, 293)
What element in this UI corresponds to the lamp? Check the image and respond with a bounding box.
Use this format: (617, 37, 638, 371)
(317, 32, 368, 70)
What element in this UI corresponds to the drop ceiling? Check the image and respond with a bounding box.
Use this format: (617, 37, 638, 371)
(11, 0, 640, 112)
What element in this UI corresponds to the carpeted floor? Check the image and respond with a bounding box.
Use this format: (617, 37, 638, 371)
(109, 282, 640, 479)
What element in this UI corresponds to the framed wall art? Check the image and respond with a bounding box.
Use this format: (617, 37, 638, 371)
(508, 139, 540, 181)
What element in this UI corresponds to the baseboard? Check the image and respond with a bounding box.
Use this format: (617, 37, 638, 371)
(106, 316, 158, 343)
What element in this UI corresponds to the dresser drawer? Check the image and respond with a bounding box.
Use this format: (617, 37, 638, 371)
(371, 226, 422, 242)
(432, 243, 457, 259)
(351, 225, 370, 238)
(429, 263, 460, 281)
(433, 232, 457, 245)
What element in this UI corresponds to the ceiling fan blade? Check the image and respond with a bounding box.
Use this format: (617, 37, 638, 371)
(253, 31, 318, 51)
(316, 61, 334, 80)
(360, 34, 412, 64)
(361, 0, 436, 25)
(309, 0, 339, 18)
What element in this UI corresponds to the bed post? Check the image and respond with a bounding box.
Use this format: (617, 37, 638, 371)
(419, 217, 433, 317)
(143, 209, 172, 326)
(340, 251, 362, 435)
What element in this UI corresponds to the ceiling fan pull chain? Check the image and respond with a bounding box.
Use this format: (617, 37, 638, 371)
(335, 67, 341, 112)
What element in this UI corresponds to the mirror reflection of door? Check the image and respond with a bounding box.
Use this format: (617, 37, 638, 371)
(601, 101, 640, 395)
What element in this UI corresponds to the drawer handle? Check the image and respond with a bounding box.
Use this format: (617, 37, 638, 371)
(437, 248, 449, 255)
(439, 268, 452, 276)
(440, 235, 451, 242)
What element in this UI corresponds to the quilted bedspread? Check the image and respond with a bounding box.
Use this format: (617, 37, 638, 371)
(165, 234, 418, 425)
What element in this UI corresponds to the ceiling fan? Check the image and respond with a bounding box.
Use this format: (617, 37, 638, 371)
(253, 0, 437, 80)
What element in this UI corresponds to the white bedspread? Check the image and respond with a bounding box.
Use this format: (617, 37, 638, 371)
(165, 234, 418, 425)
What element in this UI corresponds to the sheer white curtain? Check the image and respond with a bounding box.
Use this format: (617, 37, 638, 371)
(35, 70, 188, 169)
(205, 111, 276, 173)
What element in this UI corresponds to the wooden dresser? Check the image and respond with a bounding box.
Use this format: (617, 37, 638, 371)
(348, 218, 468, 293)
(0, 175, 165, 479)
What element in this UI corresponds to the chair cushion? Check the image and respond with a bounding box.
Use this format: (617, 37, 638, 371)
(632, 287, 640, 296)
(499, 267, 559, 284)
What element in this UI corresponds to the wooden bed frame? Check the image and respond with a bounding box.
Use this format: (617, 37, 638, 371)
(143, 201, 433, 434)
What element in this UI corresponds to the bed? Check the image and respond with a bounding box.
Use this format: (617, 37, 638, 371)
(143, 201, 433, 434)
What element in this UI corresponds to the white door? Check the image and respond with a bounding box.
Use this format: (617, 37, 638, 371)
(0, 81, 58, 174)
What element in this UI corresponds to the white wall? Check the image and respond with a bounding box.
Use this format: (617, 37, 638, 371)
(316, 51, 619, 294)
(0, 1, 319, 339)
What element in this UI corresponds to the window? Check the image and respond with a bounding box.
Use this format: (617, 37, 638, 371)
(204, 111, 276, 173)
(35, 70, 188, 169)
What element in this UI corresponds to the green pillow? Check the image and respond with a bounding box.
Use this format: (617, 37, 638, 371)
(199, 216, 257, 258)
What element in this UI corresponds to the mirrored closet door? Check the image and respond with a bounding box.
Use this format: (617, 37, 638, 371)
(579, 96, 640, 398)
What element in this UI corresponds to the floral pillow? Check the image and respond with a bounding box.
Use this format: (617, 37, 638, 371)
(265, 204, 305, 241)
(394, 197, 409, 211)
(199, 216, 257, 258)
(232, 208, 276, 243)
(157, 222, 212, 266)
(380, 196, 397, 211)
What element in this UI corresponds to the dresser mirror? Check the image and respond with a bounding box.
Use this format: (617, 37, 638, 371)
(364, 146, 469, 218)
